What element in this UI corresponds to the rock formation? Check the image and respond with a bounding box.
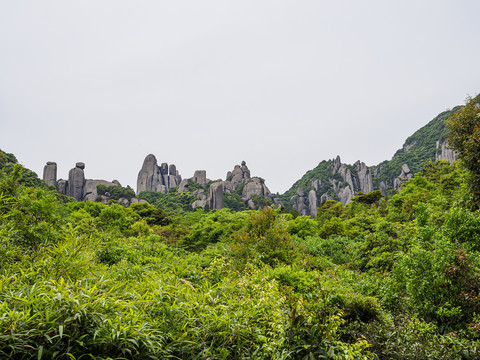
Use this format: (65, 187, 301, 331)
(308, 190, 318, 217)
(193, 170, 207, 188)
(393, 164, 414, 190)
(67, 162, 86, 201)
(83, 179, 121, 202)
(355, 161, 374, 193)
(42, 162, 57, 188)
(208, 182, 224, 210)
(290, 156, 375, 215)
(435, 140, 457, 163)
(291, 189, 308, 216)
(44, 161, 136, 206)
(136, 154, 181, 194)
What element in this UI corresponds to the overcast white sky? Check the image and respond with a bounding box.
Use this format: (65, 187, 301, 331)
(1, 1, 479, 194)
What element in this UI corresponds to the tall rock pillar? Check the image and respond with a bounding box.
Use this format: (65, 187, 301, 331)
(43, 162, 57, 188)
(67, 162, 85, 201)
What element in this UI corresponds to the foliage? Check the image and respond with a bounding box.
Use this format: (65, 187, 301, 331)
(3, 146, 480, 358)
(447, 94, 480, 207)
(97, 184, 136, 200)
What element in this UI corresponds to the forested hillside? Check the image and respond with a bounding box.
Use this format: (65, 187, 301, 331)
(1, 96, 480, 359)
(281, 106, 460, 213)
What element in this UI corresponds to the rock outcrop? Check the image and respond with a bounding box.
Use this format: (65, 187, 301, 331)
(393, 164, 414, 190)
(43, 162, 57, 188)
(136, 154, 181, 194)
(291, 189, 308, 216)
(193, 170, 207, 188)
(45, 161, 135, 206)
(308, 190, 318, 217)
(355, 161, 374, 193)
(290, 156, 374, 215)
(83, 179, 121, 202)
(67, 162, 86, 201)
(208, 182, 224, 210)
(435, 140, 457, 163)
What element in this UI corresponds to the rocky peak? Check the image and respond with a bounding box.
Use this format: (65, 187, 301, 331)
(136, 154, 181, 194)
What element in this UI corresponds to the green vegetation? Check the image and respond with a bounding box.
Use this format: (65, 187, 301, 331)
(372, 107, 461, 190)
(447, 94, 480, 207)
(97, 184, 136, 201)
(283, 106, 462, 205)
(2, 137, 480, 358)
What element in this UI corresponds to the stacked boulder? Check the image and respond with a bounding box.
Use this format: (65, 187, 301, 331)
(43, 161, 135, 205)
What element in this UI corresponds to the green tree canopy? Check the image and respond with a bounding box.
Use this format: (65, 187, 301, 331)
(447, 94, 480, 206)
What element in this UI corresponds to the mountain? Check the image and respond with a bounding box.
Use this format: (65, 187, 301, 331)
(38, 105, 461, 215)
(279, 106, 460, 215)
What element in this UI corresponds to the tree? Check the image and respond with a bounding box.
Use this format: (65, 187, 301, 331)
(447, 94, 480, 206)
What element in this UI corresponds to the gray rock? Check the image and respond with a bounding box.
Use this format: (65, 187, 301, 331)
(157, 185, 168, 194)
(379, 181, 388, 196)
(230, 165, 244, 189)
(83, 179, 118, 202)
(168, 174, 178, 188)
(193, 189, 207, 201)
(242, 178, 265, 201)
(76, 162, 85, 170)
(178, 179, 189, 192)
(355, 161, 374, 193)
(192, 199, 207, 209)
(435, 140, 457, 163)
(247, 199, 255, 209)
(394, 164, 414, 190)
(291, 194, 308, 216)
(67, 165, 85, 201)
(308, 190, 318, 217)
(337, 186, 354, 205)
(312, 179, 322, 190)
(208, 181, 224, 210)
(57, 180, 68, 195)
(273, 197, 282, 207)
(230, 162, 250, 190)
(118, 198, 130, 207)
(296, 188, 306, 197)
(223, 180, 234, 194)
(43, 162, 57, 188)
(193, 170, 207, 188)
(332, 155, 342, 174)
(169, 164, 176, 176)
(137, 154, 163, 194)
(112, 180, 121, 186)
(160, 163, 168, 175)
(320, 192, 333, 204)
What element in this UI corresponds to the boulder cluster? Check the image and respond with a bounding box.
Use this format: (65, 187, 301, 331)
(136, 155, 279, 210)
(43, 162, 140, 205)
(137, 154, 182, 194)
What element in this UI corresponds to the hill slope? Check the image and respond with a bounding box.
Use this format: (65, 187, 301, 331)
(280, 106, 460, 215)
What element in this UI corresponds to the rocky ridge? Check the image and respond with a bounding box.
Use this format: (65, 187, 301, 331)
(136, 155, 279, 210)
(43, 162, 140, 205)
(283, 106, 460, 215)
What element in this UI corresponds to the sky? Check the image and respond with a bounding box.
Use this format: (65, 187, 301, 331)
(1, 1, 479, 194)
